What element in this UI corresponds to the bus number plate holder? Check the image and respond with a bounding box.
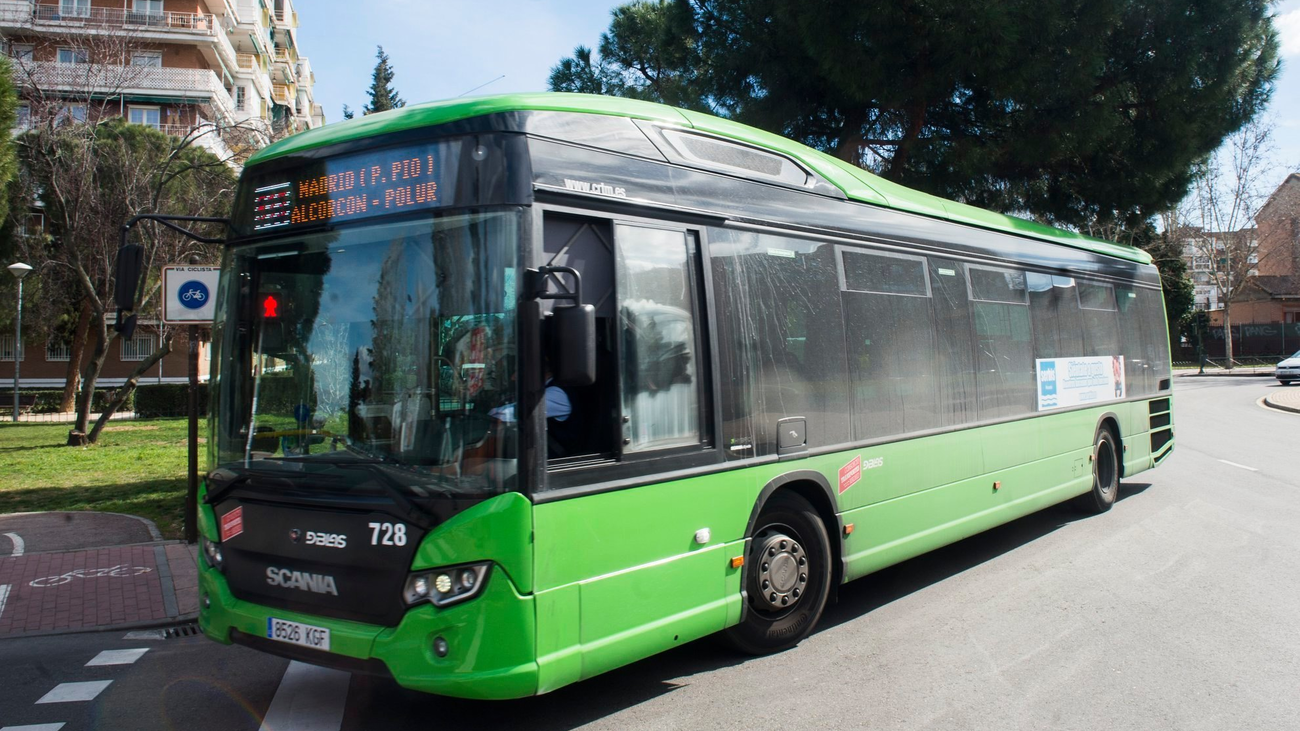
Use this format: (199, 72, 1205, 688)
(267, 618, 331, 652)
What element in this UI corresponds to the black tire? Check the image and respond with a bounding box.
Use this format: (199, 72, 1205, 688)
(1080, 425, 1120, 514)
(725, 492, 832, 655)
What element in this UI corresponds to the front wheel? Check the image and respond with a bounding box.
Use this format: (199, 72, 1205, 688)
(1080, 425, 1120, 514)
(725, 492, 832, 655)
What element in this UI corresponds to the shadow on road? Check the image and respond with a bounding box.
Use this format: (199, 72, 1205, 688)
(342, 481, 1154, 729)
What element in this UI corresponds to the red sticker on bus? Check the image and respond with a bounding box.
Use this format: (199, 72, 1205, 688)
(839, 456, 862, 493)
(220, 506, 244, 541)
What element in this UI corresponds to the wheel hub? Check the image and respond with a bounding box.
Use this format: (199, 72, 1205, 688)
(754, 532, 808, 612)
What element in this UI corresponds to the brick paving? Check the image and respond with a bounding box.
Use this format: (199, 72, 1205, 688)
(0, 545, 168, 636)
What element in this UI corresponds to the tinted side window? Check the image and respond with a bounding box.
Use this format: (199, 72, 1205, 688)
(840, 247, 938, 439)
(969, 265, 1034, 419)
(1136, 287, 1171, 390)
(1078, 280, 1120, 358)
(1027, 273, 1084, 360)
(929, 258, 978, 427)
(615, 225, 702, 452)
(708, 229, 849, 457)
(1115, 284, 1152, 396)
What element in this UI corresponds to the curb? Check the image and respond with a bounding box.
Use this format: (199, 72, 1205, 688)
(0, 613, 199, 641)
(1263, 396, 1300, 415)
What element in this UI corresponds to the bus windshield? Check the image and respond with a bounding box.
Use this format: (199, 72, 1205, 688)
(209, 209, 520, 496)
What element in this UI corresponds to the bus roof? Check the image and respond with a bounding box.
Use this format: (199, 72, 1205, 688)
(248, 93, 1152, 265)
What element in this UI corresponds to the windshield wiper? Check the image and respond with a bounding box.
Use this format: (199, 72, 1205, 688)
(205, 467, 315, 505)
(325, 460, 436, 530)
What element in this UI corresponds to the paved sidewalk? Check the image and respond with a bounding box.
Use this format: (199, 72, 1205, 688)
(1264, 385, 1300, 414)
(0, 512, 198, 638)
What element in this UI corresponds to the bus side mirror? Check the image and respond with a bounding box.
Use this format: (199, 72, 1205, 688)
(552, 304, 596, 387)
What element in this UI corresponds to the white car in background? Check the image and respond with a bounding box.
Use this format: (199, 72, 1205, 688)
(1278, 350, 1300, 385)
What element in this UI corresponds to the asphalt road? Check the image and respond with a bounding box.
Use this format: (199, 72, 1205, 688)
(2, 377, 1298, 731)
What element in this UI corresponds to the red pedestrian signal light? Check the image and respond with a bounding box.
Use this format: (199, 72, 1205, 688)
(263, 294, 279, 319)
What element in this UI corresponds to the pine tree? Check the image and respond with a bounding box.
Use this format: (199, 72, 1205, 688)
(341, 104, 354, 120)
(363, 46, 405, 115)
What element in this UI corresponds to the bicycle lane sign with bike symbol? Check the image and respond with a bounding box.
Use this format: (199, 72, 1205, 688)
(0, 545, 168, 636)
(162, 265, 220, 324)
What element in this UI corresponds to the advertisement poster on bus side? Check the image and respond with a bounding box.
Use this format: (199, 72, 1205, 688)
(1036, 356, 1125, 411)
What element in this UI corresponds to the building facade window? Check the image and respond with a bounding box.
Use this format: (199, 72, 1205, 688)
(46, 340, 71, 362)
(234, 85, 246, 111)
(15, 103, 30, 130)
(0, 334, 23, 361)
(128, 106, 161, 129)
(59, 0, 90, 18)
(10, 43, 33, 62)
(120, 333, 156, 361)
(56, 104, 87, 125)
(131, 52, 162, 67)
(132, 0, 163, 15)
(57, 47, 90, 64)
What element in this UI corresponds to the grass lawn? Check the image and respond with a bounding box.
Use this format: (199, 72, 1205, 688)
(0, 418, 196, 539)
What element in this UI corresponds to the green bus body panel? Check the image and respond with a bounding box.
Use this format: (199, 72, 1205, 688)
(198, 397, 1165, 699)
(530, 399, 1158, 692)
(409, 491, 534, 594)
(246, 93, 1150, 265)
(196, 486, 540, 700)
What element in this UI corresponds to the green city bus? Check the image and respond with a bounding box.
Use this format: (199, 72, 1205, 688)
(196, 93, 1174, 699)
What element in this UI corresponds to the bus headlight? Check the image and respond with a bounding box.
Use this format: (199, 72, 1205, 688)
(201, 537, 225, 571)
(404, 563, 491, 608)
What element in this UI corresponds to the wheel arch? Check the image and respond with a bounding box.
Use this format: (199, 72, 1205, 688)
(744, 470, 844, 596)
(1096, 411, 1124, 478)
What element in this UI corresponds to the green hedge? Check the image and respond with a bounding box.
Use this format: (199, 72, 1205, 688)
(135, 383, 210, 418)
(16, 388, 134, 414)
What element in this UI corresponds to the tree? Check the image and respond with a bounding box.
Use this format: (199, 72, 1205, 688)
(4, 22, 270, 418)
(552, 0, 1280, 231)
(342, 104, 354, 120)
(1182, 118, 1281, 368)
(16, 118, 235, 444)
(363, 46, 405, 115)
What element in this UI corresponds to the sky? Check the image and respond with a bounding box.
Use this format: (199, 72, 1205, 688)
(296, 0, 1300, 192)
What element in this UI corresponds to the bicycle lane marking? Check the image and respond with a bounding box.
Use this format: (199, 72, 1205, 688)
(3, 532, 24, 557)
(0, 545, 166, 636)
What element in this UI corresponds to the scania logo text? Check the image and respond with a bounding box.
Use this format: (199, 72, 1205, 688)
(265, 567, 339, 596)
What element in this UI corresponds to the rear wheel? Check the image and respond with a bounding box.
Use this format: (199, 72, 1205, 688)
(725, 492, 831, 655)
(1080, 425, 1120, 514)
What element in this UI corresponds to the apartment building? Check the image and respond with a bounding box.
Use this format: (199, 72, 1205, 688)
(1179, 228, 1258, 311)
(0, 0, 324, 160)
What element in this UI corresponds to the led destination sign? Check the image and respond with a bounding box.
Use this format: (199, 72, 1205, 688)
(247, 142, 459, 232)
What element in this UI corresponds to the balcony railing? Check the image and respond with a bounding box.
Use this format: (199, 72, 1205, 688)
(19, 61, 236, 119)
(271, 83, 292, 107)
(22, 4, 217, 34)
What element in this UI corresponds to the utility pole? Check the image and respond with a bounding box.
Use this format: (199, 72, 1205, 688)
(8, 262, 32, 422)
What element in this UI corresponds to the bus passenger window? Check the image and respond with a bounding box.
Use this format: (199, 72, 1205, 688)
(615, 225, 702, 452)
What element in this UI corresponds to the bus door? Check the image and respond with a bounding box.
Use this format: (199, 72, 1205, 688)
(531, 214, 727, 687)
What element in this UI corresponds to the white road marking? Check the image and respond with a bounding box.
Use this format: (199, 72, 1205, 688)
(86, 648, 150, 666)
(3, 532, 23, 557)
(258, 661, 350, 731)
(0, 585, 9, 622)
(1217, 459, 1259, 472)
(1, 724, 67, 730)
(35, 680, 112, 704)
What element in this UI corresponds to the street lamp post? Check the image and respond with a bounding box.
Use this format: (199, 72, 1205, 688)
(8, 262, 32, 422)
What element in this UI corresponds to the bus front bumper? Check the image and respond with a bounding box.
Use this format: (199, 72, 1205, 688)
(197, 562, 539, 700)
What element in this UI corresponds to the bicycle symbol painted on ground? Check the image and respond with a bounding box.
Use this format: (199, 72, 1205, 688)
(29, 565, 153, 587)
